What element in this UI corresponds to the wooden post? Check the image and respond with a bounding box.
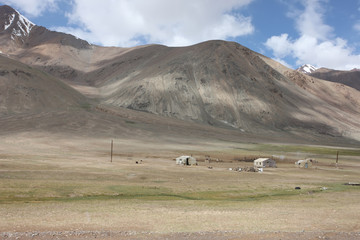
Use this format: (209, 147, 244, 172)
(336, 151, 339, 168)
(111, 140, 113, 163)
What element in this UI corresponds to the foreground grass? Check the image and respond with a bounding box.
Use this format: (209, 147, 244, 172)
(1, 170, 359, 204)
(0, 185, 331, 203)
(1, 143, 360, 204)
(1, 190, 360, 233)
(1, 136, 360, 233)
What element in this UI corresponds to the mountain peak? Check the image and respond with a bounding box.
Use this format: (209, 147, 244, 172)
(296, 64, 317, 74)
(0, 5, 35, 42)
(0, 5, 90, 50)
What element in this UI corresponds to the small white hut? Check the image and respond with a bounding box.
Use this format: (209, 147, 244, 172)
(176, 156, 197, 166)
(254, 158, 276, 168)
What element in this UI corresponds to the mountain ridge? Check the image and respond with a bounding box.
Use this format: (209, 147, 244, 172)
(0, 5, 90, 54)
(308, 68, 360, 91)
(1, 5, 360, 143)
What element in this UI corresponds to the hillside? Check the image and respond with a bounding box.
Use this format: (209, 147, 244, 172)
(309, 68, 360, 91)
(81, 40, 360, 140)
(0, 55, 88, 114)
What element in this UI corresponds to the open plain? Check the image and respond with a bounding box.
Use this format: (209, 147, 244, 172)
(0, 110, 360, 239)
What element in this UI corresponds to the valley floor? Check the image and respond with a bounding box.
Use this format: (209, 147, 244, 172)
(0, 132, 360, 239)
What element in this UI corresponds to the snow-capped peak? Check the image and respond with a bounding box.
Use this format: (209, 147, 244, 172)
(1, 6, 35, 41)
(296, 64, 318, 74)
(10, 9, 35, 39)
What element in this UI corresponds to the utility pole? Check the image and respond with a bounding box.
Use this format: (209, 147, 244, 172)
(336, 151, 339, 168)
(111, 139, 113, 163)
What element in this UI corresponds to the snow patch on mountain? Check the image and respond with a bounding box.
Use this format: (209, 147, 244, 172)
(4, 13, 15, 30)
(13, 10, 34, 37)
(1, 7, 35, 41)
(4, 9, 35, 43)
(296, 64, 318, 74)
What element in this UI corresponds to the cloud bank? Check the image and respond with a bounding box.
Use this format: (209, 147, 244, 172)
(265, 0, 360, 70)
(2, 0, 59, 17)
(57, 0, 254, 47)
(4, 0, 359, 70)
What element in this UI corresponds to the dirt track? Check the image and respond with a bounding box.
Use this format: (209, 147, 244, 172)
(1, 230, 360, 240)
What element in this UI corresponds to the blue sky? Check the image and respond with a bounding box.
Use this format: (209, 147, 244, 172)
(2, 0, 360, 70)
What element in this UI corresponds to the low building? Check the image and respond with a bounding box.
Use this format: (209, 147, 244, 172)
(176, 155, 197, 166)
(254, 158, 276, 168)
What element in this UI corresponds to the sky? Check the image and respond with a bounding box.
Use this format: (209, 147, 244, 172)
(2, 0, 360, 70)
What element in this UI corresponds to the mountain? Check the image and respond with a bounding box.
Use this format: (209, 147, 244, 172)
(0, 5, 90, 54)
(0, 5, 34, 44)
(296, 64, 317, 74)
(85, 41, 360, 139)
(308, 68, 360, 91)
(0, 54, 89, 114)
(297, 62, 360, 91)
(1, 5, 360, 143)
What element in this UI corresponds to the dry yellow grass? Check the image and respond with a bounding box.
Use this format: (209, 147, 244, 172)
(0, 132, 359, 239)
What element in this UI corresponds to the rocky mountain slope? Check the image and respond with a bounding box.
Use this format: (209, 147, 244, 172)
(296, 63, 360, 91)
(85, 41, 360, 139)
(0, 54, 88, 114)
(308, 68, 360, 91)
(1, 5, 360, 142)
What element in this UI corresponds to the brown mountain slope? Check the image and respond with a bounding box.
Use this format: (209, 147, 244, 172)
(309, 68, 360, 91)
(83, 40, 360, 140)
(261, 57, 360, 140)
(5, 37, 360, 140)
(0, 55, 88, 114)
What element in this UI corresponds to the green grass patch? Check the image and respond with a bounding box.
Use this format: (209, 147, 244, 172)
(2, 183, 358, 204)
(79, 102, 92, 111)
(251, 144, 360, 156)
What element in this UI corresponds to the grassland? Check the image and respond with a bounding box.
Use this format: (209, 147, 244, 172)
(0, 132, 359, 239)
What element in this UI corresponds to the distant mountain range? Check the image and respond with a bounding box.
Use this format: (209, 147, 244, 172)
(1, 5, 360, 143)
(296, 64, 360, 91)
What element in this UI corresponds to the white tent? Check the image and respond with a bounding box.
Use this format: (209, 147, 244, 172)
(176, 156, 197, 165)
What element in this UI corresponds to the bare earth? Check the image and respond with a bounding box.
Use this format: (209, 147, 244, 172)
(1, 230, 360, 240)
(0, 130, 359, 240)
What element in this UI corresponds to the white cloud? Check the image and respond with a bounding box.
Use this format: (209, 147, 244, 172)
(265, 0, 360, 70)
(265, 33, 293, 58)
(295, 0, 332, 41)
(2, 0, 59, 17)
(57, 0, 254, 47)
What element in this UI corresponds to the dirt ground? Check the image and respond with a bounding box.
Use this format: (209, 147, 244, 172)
(1, 230, 360, 240)
(0, 131, 360, 240)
